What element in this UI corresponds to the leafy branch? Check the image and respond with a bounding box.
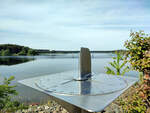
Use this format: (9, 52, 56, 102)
(0, 76, 28, 112)
(105, 52, 130, 76)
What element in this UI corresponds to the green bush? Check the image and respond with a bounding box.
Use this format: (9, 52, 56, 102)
(120, 30, 150, 113)
(0, 76, 28, 112)
(119, 83, 147, 113)
(124, 30, 150, 74)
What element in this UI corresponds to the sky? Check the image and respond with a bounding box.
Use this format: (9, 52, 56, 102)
(0, 0, 150, 50)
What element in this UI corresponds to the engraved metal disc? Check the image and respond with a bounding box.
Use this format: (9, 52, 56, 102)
(35, 71, 128, 96)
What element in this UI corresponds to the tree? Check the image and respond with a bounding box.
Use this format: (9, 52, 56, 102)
(0, 49, 4, 56)
(4, 49, 11, 56)
(0, 49, 11, 56)
(17, 48, 26, 56)
(27, 49, 36, 56)
(0, 76, 28, 112)
(105, 52, 130, 76)
(0, 76, 17, 109)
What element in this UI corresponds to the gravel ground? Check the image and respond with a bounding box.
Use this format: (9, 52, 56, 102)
(15, 84, 136, 113)
(15, 100, 122, 113)
(16, 101, 69, 113)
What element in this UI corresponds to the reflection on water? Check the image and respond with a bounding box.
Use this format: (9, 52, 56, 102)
(0, 57, 34, 66)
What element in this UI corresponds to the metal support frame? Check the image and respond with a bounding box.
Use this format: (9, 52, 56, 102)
(48, 94, 91, 113)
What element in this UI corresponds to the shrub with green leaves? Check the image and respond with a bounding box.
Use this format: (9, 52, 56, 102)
(124, 30, 150, 74)
(105, 52, 130, 76)
(120, 30, 150, 113)
(0, 76, 28, 112)
(119, 83, 148, 113)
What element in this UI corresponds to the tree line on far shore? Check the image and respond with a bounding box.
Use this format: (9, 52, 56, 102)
(0, 44, 38, 56)
(0, 44, 127, 56)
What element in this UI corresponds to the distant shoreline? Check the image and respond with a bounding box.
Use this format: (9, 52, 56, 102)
(35, 49, 126, 54)
(0, 44, 126, 56)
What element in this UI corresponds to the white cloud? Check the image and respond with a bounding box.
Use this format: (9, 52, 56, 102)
(0, 0, 150, 50)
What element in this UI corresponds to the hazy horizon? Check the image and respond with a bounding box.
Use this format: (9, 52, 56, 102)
(0, 0, 150, 50)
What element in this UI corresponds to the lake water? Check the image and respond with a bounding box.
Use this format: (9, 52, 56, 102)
(0, 53, 138, 104)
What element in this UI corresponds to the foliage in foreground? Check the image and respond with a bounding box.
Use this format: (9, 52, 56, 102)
(124, 30, 150, 74)
(105, 52, 130, 76)
(119, 82, 150, 113)
(119, 30, 150, 113)
(0, 76, 28, 112)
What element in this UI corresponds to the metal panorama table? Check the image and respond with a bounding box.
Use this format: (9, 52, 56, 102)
(19, 71, 138, 113)
(18, 48, 138, 113)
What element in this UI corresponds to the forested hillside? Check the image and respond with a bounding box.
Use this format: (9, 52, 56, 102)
(0, 44, 38, 56)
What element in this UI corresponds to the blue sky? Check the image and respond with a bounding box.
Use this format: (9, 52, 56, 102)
(0, 0, 150, 50)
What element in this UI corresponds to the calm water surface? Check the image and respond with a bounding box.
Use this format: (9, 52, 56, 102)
(0, 53, 138, 103)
